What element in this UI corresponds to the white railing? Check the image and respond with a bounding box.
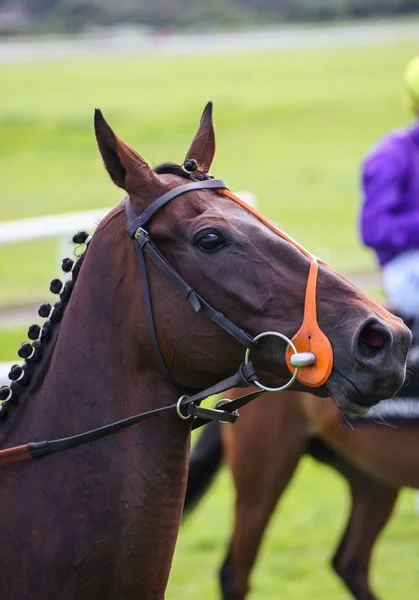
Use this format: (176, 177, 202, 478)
(0, 363, 13, 387)
(0, 191, 257, 274)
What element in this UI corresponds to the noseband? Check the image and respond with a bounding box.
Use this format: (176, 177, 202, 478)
(0, 175, 334, 465)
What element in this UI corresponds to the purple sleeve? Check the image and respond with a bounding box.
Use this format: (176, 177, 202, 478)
(360, 148, 419, 255)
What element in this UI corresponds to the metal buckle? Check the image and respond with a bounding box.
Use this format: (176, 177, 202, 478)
(134, 227, 150, 248)
(176, 395, 192, 420)
(188, 399, 239, 425)
(213, 398, 239, 424)
(244, 331, 315, 392)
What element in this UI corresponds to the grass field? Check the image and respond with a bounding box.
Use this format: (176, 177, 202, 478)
(0, 327, 26, 361)
(1, 41, 418, 306)
(1, 40, 419, 599)
(171, 461, 419, 600)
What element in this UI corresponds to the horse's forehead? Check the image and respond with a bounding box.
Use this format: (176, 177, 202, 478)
(196, 193, 276, 237)
(183, 189, 258, 224)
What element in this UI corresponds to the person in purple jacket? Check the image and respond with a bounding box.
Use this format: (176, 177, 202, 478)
(360, 56, 419, 320)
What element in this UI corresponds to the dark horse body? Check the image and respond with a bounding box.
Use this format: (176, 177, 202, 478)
(0, 104, 411, 600)
(185, 367, 419, 600)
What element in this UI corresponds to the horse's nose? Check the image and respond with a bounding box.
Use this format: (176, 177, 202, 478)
(355, 319, 392, 362)
(353, 318, 411, 367)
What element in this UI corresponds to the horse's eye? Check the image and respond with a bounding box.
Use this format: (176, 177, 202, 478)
(197, 233, 224, 252)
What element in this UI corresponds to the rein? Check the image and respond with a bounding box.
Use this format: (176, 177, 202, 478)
(0, 175, 333, 466)
(0, 363, 261, 465)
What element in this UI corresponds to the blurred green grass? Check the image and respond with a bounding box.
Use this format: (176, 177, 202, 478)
(0, 328, 26, 361)
(1, 42, 418, 307)
(171, 459, 419, 599)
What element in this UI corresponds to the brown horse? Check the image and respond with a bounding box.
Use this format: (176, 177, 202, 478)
(0, 103, 411, 600)
(184, 370, 419, 600)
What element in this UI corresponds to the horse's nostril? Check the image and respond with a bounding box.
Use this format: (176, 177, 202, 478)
(360, 325, 386, 348)
(358, 322, 389, 358)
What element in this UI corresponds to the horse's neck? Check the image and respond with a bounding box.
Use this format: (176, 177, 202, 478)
(9, 210, 170, 437)
(9, 210, 192, 479)
(3, 216, 191, 596)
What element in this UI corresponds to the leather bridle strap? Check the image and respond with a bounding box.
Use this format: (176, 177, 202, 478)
(127, 179, 229, 235)
(136, 229, 255, 348)
(125, 179, 256, 390)
(132, 228, 177, 386)
(0, 361, 260, 465)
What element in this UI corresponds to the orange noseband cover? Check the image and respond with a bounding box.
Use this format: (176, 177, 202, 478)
(218, 189, 333, 387)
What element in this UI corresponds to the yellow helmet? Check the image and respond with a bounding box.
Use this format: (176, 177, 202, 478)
(404, 56, 419, 116)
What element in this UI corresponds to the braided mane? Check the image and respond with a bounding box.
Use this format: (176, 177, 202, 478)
(0, 232, 90, 423)
(0, 159, 206, 426)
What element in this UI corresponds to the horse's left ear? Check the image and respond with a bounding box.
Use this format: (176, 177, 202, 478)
(94, 109, 166, 212)
(184, 101, 216, 172)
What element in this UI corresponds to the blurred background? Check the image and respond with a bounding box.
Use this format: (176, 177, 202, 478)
(1, 1, 419, 598)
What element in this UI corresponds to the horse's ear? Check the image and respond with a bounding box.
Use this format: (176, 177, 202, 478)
(184, 101, 216, 172)
(94, 109, 127, 189)
(94, 109, 164, 204)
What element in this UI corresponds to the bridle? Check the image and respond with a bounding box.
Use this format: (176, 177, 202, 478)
(0, 175, 333, 465)
(125, 179, 256, 389)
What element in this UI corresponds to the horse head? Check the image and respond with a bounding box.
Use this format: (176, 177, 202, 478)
(92, 102, 411, 415)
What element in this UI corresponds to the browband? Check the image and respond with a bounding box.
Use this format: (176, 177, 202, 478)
(127, 179, 228, 237)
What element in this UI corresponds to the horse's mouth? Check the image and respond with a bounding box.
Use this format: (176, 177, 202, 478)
(325, 371, 373, 416)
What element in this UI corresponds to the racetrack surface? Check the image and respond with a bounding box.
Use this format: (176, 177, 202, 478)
(0, 21, 418, 63)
